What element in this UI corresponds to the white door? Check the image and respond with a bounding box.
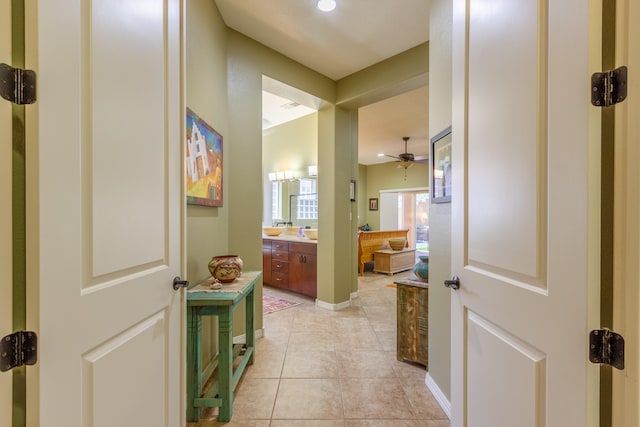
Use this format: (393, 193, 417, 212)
(1, 0, 13, 423)
(24, 1, 184, 426)
(451, 1, 598, 426)
(612, 0, 640, 424)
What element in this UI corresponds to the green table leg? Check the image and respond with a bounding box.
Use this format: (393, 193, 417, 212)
(217, 310, 234, 422)
(186, 307, 202, 422)
(246, 289, 255, 365)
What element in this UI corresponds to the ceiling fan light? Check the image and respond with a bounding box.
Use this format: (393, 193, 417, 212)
(317, 0, 336, 12)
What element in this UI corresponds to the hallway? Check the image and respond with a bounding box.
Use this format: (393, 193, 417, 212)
(189, 271, 449, 426)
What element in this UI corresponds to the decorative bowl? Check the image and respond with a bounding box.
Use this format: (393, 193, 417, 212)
(208, 255, 243, 283)
(388, 238, 406, 251)
(263, 227, 285, 236)
(303, 229, 318, 240)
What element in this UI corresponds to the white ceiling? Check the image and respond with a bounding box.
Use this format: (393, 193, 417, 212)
(214, 0, 430, 165)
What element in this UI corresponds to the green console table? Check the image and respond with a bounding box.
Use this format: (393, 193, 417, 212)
(186, 271, 261, 422)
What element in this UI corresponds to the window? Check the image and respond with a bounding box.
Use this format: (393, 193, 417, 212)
(271, 181, 282, 220)
(296, 178, 318, 220)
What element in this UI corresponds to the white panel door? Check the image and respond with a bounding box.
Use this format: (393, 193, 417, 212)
(1, 0, 13, 423)
(24, 1, 184, 426)
(451, 0, 597, 426)
(612, 0, 640, 425)
(379, 192, 399, 230)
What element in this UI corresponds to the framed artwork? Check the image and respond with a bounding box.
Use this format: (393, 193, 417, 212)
(431, 126, 452, 204)
(350, 180, 356, 202)
(369, 198, 378, 211)
(186, 108, 223, 207)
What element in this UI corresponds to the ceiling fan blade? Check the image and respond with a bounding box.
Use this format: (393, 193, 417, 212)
(385, 154, 401, 160)
(413, 155, 429, 164)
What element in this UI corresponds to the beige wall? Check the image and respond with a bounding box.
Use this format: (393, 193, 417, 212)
(428, 0, 453, 401)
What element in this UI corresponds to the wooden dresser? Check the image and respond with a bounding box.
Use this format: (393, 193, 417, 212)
(263, 238, 317, 298)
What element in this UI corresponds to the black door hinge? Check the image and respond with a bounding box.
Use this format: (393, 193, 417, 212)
(591, 66, 627, 107)
(0, 331, 38, 372)
(0, 63, 37, 105)
(589, 329, 624, 370)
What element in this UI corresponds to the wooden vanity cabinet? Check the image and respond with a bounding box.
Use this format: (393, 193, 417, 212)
(262, 240, 272, 285)
(262, 238, 317, 298)
(288, 242, 317, 298)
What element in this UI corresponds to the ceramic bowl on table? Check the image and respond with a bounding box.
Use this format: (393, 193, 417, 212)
(388, 238, 407, 251)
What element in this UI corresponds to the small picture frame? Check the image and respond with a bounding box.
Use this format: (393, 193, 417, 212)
(350, 180, 356, 202)
(369, 198, 378, 211)
(431, 126, 452, 204)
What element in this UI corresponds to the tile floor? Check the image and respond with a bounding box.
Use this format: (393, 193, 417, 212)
(189, 270, 449, 427)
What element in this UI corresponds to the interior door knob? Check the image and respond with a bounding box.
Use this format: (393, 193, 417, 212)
(173, 276, 189, 290)
(444, 276, 460, 290)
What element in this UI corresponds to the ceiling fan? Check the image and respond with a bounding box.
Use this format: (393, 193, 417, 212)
(385, 137, 428, 170)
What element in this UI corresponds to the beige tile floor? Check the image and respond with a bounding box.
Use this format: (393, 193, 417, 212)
(189, 270, 449, 427)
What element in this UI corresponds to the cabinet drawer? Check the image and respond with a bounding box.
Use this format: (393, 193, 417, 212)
(272, 249, 289, 261)
(271, 259, 289, 273)
(271, 271, 289, 287)
(289, 242, 317, 255)
(271, 241, 289, 251)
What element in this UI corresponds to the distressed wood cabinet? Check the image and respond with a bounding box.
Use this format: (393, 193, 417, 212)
(396, 279, 428, 367)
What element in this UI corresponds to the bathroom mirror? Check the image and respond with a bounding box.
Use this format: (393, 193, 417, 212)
(270, 178, 318, 227)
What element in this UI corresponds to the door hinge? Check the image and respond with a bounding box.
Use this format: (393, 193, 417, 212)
(591, 66, 627, 107)
(589, 329, 624, 370)
(0, 63, 37, 105)
(0, 331, 38, 372)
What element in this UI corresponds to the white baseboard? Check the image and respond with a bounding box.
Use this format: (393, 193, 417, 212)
(233, 327, 265, 344)
(426, 373, 451, 419)
(350, 291, 359, 299)
(315, 298, 351, 311)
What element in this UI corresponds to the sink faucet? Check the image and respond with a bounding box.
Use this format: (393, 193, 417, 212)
(273, 221, 292, 227)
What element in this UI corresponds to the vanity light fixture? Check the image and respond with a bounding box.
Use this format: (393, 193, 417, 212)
(317, 0, 336, 12)
(269, 170, 294, 181)
(308, 165, 318, 177)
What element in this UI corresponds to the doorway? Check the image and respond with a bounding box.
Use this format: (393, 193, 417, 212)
(379, 188, 430, 257)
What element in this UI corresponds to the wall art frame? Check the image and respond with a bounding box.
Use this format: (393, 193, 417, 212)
(350, 180, 356, 202)
(186, 107, 223, 207)
(431, 126, 452, 204)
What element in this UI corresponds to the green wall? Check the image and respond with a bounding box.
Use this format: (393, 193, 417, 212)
(185, 0, 232, 363)
(428, 0, 453, 402)
(186, 0, 431, 349)
(262, 113, 318, 227)
(225, 29, 361, 306)
(359, 162, 429, 230)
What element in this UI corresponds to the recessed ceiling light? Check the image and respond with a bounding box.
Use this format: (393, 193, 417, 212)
(317, 0, 336, 12)
(377, 153, 385, 157)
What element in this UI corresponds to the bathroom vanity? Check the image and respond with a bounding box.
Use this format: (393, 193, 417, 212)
(262, 235, 317, 298)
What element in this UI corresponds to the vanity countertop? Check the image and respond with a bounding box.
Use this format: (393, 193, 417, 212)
(262, 234, 318, 244)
